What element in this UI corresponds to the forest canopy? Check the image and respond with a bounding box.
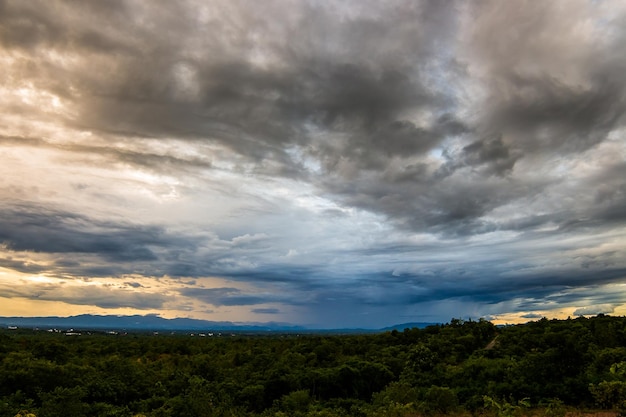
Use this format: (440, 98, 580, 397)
(1, 315, 626, 417)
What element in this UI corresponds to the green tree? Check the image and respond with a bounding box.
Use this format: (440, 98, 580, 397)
(424, 386, 458, 414)
(38, 386, 89, 417)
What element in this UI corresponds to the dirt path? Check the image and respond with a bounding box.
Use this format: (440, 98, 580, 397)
(484, 335, 498, 350)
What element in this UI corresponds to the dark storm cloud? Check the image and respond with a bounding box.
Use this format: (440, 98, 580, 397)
(361, 268, 626, 309)
(0, 280, 167, 310)
(252, 308, 280, 314)
(587, 162, 626, 223)
(1, 0, 459, 172)
(469, 2, 626, 152)
(521, 313, 544, 319)
(0, 257, 47, 274)
(174, 258, 626, 314)
(441, 135, 522, 178)
(179, 287, 291, 307)
(321, 174, 540, 236)
(308, 1, 626, 236)
(0, 205, 163, 260)
(1, 201, 340, 287)
(573, 305, 616, 316)
(0, 1, 513, 237)
(486, 74, 625, 154)
(0, 204, 206, 280)
(0, 0, 135, 53)
(2, 0, 625, 236)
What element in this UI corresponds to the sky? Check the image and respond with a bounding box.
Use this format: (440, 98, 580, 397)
(1, 0, 626, 328)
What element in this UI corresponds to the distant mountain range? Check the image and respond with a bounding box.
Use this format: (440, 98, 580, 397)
(0, 314, 438, 333)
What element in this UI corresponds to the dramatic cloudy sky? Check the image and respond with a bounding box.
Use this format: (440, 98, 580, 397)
(1, 0, 625, 328)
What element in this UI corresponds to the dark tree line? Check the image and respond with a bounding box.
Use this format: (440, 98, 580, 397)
(1, 315, 626, 417)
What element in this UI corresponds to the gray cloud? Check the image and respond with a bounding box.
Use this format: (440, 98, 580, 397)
(0, 280, 166, 310)
(251, 308, 280, 315)
(0, 205, 164, 261)
(521, 313, 545, 319)
(573, 305, 617, 317)
(0, 257, 47, 274)
(459, 136, 522, 177)
(179, 287, 291, 307)
(5, 0, 619, 237)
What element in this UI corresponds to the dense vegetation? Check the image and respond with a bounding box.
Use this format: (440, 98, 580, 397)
(1, 315, 626, 417)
